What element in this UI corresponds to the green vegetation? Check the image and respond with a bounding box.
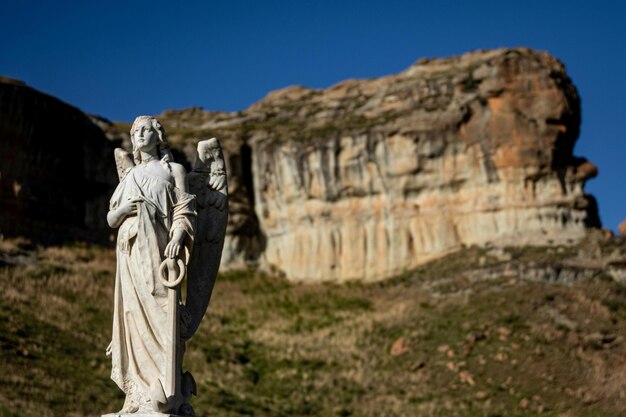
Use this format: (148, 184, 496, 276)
(1, 237, 626, 416)
(461, 74, 480, 93)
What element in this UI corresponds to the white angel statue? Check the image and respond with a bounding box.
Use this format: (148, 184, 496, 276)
(104, 117, 228, 417)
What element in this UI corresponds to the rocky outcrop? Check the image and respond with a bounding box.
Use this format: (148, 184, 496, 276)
(156, 48, 600, 282)
(0, 78, 118, 242)
(249, 48, 600, 281)
(0, 48, 601, 281)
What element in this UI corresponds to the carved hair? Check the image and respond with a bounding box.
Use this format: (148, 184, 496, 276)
(130, 116, 174, 171)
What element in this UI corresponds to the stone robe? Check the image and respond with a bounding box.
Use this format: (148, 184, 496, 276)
(108, 165, 194, 408)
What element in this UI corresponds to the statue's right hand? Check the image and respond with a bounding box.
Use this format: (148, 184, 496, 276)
(118, 196, 144, 217)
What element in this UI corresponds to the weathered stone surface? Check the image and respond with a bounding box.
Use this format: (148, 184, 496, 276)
(0, 48, 601, 282)
(266, 49, 600, 281)
(155, 48, 600, 282)
(0, 78, 118, 241)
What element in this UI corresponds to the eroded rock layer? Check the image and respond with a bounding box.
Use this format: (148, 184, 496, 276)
(240, 48, 598, 281)
(155, 49, 599, 281)
(1, 48, 600, 281)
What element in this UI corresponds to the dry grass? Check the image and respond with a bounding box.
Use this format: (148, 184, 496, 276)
(0, 240, 116, 417)
(1, 236, 626, 417)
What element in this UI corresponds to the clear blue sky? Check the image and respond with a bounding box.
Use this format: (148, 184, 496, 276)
(1, 0, 624, 230)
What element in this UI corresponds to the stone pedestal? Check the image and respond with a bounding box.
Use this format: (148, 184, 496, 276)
(103, 413, 182, 417)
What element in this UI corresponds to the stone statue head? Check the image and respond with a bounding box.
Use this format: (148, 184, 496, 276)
(130, 116, 173, 165)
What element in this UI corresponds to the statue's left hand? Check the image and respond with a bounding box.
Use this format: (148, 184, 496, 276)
(208, 174, 226, 191)
(165, 228, 185, 259)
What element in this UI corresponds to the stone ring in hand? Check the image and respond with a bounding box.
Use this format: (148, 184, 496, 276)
(158, 258, 186, 288)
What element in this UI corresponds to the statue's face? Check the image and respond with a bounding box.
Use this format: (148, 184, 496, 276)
(133, 119, 158, 152)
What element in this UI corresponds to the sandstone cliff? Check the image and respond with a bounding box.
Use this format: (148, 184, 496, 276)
(0, 78, 118, 242)
(157, 48, 600, 282)
(0, 48, 601, 281)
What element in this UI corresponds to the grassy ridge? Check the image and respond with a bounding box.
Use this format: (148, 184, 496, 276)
(1, 237, 626, 417)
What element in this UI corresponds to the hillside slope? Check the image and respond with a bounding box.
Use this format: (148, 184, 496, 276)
(1, 232, 625, 417)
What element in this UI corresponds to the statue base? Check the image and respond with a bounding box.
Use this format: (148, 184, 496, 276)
(103, 413, 184, 417)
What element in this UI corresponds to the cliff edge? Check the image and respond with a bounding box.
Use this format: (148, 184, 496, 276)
(0, 48, 601, 281)
(159, 48, 600, 281)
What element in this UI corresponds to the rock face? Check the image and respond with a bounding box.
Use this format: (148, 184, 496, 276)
(157, 48, 600, 282)
(0, 78, 118, 241)
(0, 48, 601, 281)
(250, 49, 600, 281)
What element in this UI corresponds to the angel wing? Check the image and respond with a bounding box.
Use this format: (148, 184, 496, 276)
(113, 148, 135, 181)
(183, 138, 228, 339)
